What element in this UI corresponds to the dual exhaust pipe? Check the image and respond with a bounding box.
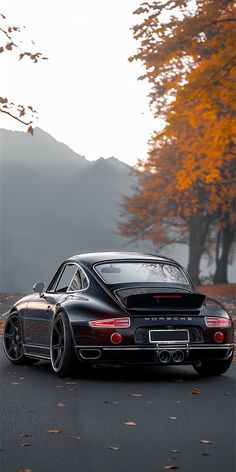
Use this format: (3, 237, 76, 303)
(158, 349, 185, 364)
(79, 348, 186, 363)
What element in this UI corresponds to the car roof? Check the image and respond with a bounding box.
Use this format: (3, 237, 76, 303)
(67, 251, 180, 268)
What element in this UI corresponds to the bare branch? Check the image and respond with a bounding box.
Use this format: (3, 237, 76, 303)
(0, 108, 32, 126)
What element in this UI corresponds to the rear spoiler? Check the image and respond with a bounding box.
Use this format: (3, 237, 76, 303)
(118, 292, 206, 309)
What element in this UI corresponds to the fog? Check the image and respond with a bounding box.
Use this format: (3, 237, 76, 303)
(0, 128, 234, 293)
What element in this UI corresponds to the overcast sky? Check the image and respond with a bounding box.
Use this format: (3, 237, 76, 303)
(1, 0, 164, 165)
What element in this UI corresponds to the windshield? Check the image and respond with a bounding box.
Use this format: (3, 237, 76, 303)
(94, 261, 189, 285)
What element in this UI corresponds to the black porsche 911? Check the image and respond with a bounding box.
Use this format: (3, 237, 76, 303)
(3, 252, 234, 377)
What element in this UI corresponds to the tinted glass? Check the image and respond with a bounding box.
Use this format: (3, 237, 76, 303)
(95, 262, 188, 285)
(55, 265, 77, 292)
(68, 266, 89, 291)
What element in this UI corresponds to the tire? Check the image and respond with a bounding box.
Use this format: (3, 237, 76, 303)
(3, 312, 35, 365)
(50, 311, 77, 377)
(193, 353, 234, 377)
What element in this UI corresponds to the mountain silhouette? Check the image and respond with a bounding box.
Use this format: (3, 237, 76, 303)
(2, 128, 231, 292)
(0, 128, 141, 292)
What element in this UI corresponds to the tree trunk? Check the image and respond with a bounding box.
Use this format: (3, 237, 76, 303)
(187, 215, 209, 285)
(213, 225, 235, 284)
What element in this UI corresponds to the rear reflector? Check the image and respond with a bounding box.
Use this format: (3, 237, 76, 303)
(89, 317, 130, 328)
(205, 317, 231, 327)
(110, 333, 122, 344)
(214, 332, 224, 343)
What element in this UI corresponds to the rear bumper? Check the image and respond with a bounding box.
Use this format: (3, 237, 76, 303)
(75, 343, 234, 365)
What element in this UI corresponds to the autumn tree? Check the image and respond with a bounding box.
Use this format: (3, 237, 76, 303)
(0, 13, 47, 133)
(120, 137, 214, 284)
(121, 0, 236, 283)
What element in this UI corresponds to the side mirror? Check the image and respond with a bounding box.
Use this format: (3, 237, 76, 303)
(33, 282, 45, 296)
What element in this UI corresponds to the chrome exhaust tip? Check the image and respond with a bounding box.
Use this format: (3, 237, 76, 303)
(158, 350, 172, 364)
(79, 349, 101, 360)
(227, 347, 234, 359)
(172, 350, 184, 363)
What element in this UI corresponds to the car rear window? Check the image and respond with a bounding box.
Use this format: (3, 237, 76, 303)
(94, 262, 188, 285)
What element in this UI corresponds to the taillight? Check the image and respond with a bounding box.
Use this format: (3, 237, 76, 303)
(89, 317, 130, 328)
(205, 317, 231, 327)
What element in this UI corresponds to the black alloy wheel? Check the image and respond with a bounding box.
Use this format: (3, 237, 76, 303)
(193, 352, 234, 376)
(3, 313, 28, 364)
(50, 312, 77, 377)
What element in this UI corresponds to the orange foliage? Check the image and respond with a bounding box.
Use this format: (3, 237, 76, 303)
(121, 0, 236, 282)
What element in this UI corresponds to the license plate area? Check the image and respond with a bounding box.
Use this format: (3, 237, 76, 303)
(149, 329, 190, 344)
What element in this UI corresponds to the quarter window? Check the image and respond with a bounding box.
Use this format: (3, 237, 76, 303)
(54, 264, 78, 292)
(49, 263, 89, 293)
(68, 266, 89, 291)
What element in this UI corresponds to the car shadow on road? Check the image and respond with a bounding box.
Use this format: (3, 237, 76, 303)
(2, 357, 234, 388)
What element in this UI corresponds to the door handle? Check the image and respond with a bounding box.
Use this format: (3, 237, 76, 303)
(46, 305, 52, 313)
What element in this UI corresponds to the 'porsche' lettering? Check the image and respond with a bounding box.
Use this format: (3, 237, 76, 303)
(143, 316, 193, 321)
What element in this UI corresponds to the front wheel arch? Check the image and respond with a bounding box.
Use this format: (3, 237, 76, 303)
(3, 311, 34, 365)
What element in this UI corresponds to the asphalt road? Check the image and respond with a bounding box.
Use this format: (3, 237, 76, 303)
(1, 295, 235, 472)
(0, 343, 235, 472)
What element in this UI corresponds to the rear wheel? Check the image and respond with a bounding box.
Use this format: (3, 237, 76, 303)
(193, 354, 234, 377)
(50, 312, 77, 377)
(3, 313, 34, 365)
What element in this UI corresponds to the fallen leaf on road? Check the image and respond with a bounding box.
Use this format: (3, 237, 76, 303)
(169, 417, 177, 420)
(20, 443, 31, 447)
(200, 440, 212, 444)
(176, 401, 181, 404)
(131, 393, 142, 397)
(72, 436, 81, 440)
(57, 402, 65, 408)
(112, 401, 119, 404)
(192, 389, 201, 395)
(164, 465, 178, 470)
(109, 446, 120, 451)
(125, 422, 136, 426)
(47, 429, 61, 434)
(56, 385, 64, 389)
(170, 450, 180, 453)
(11, 381, 21, 385)
(20, 469, 32, 472)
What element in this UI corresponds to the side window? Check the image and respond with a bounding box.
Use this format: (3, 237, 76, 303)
(54, 264, 78, 293)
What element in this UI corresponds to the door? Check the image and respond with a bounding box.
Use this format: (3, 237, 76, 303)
(23, 263, 79, 347)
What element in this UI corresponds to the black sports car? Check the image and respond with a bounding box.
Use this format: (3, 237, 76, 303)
(3, 252, 234, 377)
